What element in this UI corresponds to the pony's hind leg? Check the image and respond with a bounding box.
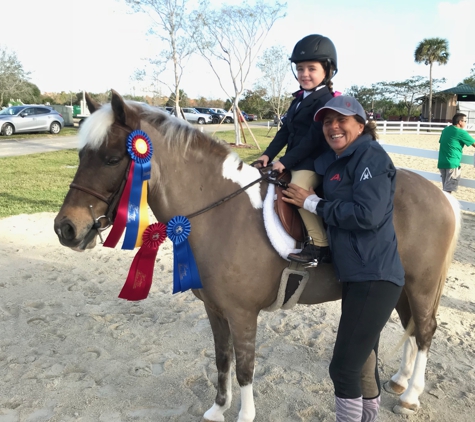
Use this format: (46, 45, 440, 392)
(388, 285, 439, 415)
(385, 289, 417, 396)
(384, 336, 417, 396)
(203, 305, 234, 422)
(394, 347, 429, 415)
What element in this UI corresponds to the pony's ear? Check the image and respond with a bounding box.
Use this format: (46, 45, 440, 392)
(85, 93, 101, 114)
(110, 89, 139, 129)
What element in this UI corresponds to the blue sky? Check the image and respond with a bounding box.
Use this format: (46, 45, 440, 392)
(1, 0, 473, 100)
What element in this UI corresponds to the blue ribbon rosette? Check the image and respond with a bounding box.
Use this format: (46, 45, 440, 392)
(167, 216, 202, 294)
(121, 130, 154, 249)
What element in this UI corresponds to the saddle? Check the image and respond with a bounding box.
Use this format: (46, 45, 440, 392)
(273, 171, 306, 243)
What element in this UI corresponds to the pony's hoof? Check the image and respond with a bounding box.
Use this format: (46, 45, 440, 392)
(393, 401, 418, 415)
(383, 380, 406, 395)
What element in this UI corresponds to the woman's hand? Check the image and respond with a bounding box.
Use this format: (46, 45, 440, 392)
(282, 183, 315, 208)
(272, 161, 286, 173)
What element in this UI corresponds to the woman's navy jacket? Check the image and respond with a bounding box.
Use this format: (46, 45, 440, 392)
(314, 134, 405, 286)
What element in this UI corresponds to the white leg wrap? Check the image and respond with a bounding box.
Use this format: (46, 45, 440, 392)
(391, 337, 417, 389)
(238, 384, 255, 422)
(400, 350, 428, 408)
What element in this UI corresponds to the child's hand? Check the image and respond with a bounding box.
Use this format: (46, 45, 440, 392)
(272, 161, 286, 173)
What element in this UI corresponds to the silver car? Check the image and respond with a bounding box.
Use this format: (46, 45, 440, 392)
(182, 108, 213, 124)
(0, 105, 64, 136)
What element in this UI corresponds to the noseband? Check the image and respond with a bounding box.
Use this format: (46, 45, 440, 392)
(69, 159, 131, 242)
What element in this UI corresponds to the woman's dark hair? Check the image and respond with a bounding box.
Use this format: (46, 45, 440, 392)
(354, 115, 378, 140)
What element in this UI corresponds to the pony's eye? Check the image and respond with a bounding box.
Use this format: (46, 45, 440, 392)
(106, 157, 121, 166)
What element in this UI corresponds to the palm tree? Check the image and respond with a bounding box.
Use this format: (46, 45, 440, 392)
(414, 38, 449, 123)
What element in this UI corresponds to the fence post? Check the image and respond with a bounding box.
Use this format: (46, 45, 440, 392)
(399, 121, 403, 134)
(383, 121, 387, 134)
(416, 122, 420, 134)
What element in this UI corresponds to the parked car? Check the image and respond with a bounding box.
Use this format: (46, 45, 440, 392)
(273, 112, 287, 125)
(194, 107, 226, 124)
(245, 113, 258, 121)
(239, 111, 249, 122)
(182, 108, 213, 124)
(209, 108, 234, 123)
(0, 105, 64, 136)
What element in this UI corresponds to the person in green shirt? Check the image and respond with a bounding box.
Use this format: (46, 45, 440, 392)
(437, 113, 475, 194)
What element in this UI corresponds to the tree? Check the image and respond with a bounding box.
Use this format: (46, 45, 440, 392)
(20, 82, 41, 105)
(0, 46, 31, 107)
(166, 89, 189, 107)
(463, 63, 475, 87)
(414, 38, 449, 123)
(191, 0, 286, 145)
(126, 0, 194, 118)
(257, 45, 292, 129)
(238, 88, 270, 118)
(381, 76, 446, 120)
(345, 84, 383, 113)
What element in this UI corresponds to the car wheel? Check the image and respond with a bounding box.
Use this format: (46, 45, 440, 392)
(1, 123, 14, 136)
(212, 117, 219, 124)
(225, 117, 233, 123)
(197, 118, 205, 125)
(50, 122, 61, 134)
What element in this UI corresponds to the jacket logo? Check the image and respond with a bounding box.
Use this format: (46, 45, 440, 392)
(360, 167, 372, 181)
(330, 173, 341, 181)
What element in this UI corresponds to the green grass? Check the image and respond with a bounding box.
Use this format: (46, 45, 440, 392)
(0, 128, 280, 219)
(0, 150, 79, 218)
(213, 127, 281, 163)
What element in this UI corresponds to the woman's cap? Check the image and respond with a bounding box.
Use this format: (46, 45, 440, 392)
(314, 96, 366, 122)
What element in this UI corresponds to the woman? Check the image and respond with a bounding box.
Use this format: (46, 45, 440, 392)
(255, 34, 338, 265)
(282, 95, 404, 422)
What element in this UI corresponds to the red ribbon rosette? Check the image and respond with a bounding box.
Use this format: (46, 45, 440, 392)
(119, 222, 167, 301)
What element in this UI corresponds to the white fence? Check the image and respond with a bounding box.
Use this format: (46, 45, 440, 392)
(376, 121, 475, 136)
(382, 144, 475, 212)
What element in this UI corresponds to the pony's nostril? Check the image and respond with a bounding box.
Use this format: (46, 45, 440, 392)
(60, 222, 76, 241)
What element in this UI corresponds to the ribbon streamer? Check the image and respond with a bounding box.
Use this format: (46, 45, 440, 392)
(104, 130, 153, 249)
(119, 222, 167, 301)
(167, 216, 202, 294)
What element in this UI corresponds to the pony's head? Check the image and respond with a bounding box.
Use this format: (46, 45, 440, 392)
(54, 90, 153, 250)
(55, 90, 262, 251)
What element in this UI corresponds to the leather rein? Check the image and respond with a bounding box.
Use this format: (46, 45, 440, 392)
(69, 150, 285, 243)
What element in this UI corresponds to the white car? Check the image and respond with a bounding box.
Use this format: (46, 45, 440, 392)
(209, 108, 234, 123)
(182, 108, 213, 124)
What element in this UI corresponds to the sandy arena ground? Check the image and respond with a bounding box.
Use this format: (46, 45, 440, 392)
(0, 134, 474, 422)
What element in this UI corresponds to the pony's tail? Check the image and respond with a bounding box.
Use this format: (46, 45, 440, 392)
(432, 192, 462, 315)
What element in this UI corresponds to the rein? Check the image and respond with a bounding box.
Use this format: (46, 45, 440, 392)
(70, 123, 286, 241)
(186, 163, 287, 220)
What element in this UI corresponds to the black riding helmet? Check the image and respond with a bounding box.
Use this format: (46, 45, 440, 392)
(290, 34, 338, 85)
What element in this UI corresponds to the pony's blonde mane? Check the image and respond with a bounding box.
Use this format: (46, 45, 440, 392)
(78, 101, 231, 160)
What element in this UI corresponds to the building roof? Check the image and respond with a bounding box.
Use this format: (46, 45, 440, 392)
(436, 84, 475, 95)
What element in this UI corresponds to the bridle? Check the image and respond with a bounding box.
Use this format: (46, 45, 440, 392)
(69, 132, 285, 244)
(69, 159, 131, 243)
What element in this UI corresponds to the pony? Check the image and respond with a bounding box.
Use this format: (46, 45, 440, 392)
(54, 91, 461, 422)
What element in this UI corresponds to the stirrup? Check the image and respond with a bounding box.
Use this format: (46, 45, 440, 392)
(304, 259, 319, 268)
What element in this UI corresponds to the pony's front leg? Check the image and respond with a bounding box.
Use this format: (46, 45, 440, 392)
(229, 311, 258, 422)
(203, 304, 233, 422)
